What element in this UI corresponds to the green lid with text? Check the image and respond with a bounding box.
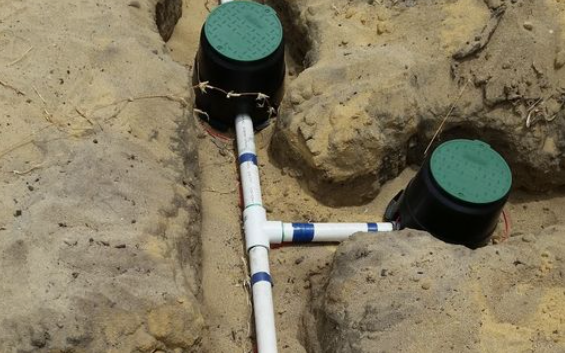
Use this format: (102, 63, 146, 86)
(430, 140, 512, 204)
(204, 1, 283, 62)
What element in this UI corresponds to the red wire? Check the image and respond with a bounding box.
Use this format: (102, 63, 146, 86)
(196, 116, 234, 141)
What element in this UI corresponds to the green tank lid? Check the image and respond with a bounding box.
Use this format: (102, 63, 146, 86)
(430, 139, 512, 204)
(204, 1, 283, 62)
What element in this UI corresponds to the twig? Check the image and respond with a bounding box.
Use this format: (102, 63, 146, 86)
(453, 6, 506, 60)
(13, 164, 43, 175)
(75, 107, 95, 126)
(7, 46, 33, 67)
(32, 85, 47, 104)
(525, 98, 543, 128)
(0, 78, 26, 95)
(194, 108, 210, 122)
(192, 62, 276, 119)
(91, 93, 189, 123)
(202, 188, 236, 195)
(0, 125, 52, 161)
(240, 256, 251, 306)
(32, 85, 53, 122)
(424, 80, 470, 156)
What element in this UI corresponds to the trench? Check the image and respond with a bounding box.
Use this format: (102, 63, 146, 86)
(157, 0, 565, 352)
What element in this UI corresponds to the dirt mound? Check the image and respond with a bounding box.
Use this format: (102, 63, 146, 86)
(270, 0, 565, 206)
(304, 228, 565, 353)
(0, 0, 202, 352)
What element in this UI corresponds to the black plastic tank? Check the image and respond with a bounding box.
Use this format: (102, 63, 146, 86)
(384, 139, 512, 248)
(192, 1, 285, 131)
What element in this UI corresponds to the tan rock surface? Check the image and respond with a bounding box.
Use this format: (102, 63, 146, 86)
(0, 1, 202, 352)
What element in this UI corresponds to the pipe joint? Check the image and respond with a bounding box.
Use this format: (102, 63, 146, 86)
(244, 206, 270, 250)
(263, 221, 284, 244)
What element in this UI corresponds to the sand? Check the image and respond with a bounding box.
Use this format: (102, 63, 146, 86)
(0, 0, 564, 352)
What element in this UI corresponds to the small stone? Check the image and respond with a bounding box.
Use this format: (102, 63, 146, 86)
(377, 22, 390, 35)
(63, 239, 78, 246)
(295, 256, 305, 265)
(345, 8, 357, 19)
(128, 1, 141, 8)
(421, 282, 431, 290)
(13, 210, 22, 217)
(555, 50, 565, 69)
(523, 21, 533, 31)
(30, 331, 49, 348)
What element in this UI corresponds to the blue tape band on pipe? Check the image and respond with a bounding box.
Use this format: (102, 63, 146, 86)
(368, 223, 378, 232)
(239, 153, 258, 165)
(292, 223, 315, 242)
(251, 272, 273, 286)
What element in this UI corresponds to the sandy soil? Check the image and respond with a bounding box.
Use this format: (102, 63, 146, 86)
(167, 1, 565, 351)
(0, 0, 202, 352)
(0, 0, 564, 352)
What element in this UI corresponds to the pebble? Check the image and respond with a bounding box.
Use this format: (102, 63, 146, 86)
(345, 8, 357, 19)
(523, 21, 533, 31)
(421, 282, 431, 290)
(555, 50, 565, 69)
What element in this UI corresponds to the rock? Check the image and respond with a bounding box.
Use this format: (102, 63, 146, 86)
(555, 49, 565, 69)
(271, 0, 565, 205)
(523, 21, 534, 30)
(0, 0, 203, 351)
(484, 0, 504, 9)
(155, 0, 183, 42)
(147, 302, 205, 349)
(305, 228, 565, 353)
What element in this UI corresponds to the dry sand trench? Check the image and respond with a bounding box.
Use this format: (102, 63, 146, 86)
(171, 0, 565, 352)
(0, 0, 564, 352)
(169, 1, 565, 352)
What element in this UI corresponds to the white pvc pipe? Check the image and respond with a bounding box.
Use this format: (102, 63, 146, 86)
(236, 114, 278, 353)
(237, 114, 269, 250)
(236, 114, 397, 353)
(265, 221, 396, 244)
(249, 246, 277, 353)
